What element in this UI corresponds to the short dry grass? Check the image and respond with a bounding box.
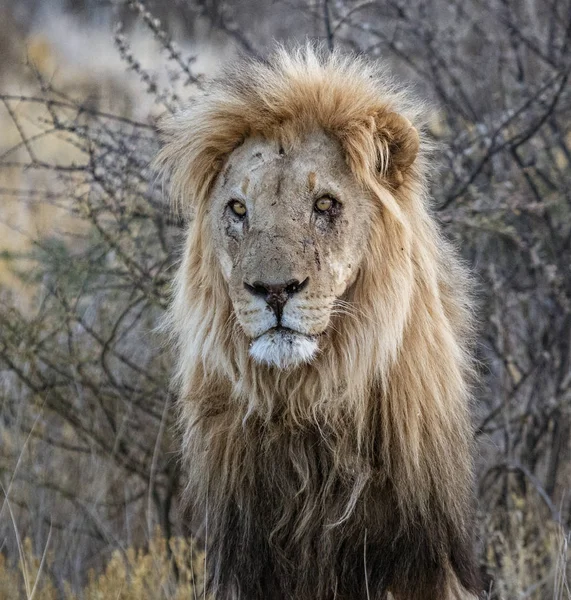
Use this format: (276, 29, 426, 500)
(0, 530, 206, 600)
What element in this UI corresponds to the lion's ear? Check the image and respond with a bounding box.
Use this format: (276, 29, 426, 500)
(375, 111, 420, 187)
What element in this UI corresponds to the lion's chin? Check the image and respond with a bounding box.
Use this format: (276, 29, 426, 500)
(249, 328, 318, 369)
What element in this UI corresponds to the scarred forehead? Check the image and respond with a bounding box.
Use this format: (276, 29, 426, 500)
(218, 130, 355, 203)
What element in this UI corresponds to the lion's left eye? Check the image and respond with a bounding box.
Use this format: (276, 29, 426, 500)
(229, 200, 247, 217)
(314, 196, 337, 213)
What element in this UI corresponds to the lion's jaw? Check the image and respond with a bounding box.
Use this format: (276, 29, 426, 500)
(209, 131, 374, 369)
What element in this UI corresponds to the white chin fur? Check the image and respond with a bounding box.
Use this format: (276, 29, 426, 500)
(249, 329, 318, 369)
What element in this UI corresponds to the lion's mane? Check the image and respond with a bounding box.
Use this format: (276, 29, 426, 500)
(156, 45, 481, 600)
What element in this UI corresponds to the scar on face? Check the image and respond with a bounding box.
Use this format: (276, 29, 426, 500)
(308, 171, 317, 192)
(241, 176, 250, 195)
(222, 163, 232, 186)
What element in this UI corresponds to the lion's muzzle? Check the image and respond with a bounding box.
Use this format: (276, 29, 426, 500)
(242, 277, 319, 368)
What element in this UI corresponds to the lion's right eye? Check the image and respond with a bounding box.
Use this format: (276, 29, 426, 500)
(314, 194, 340, 215)
(229, 200, 247, 218)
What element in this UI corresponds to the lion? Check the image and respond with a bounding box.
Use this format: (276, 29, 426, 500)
(156, 45, 482, 600)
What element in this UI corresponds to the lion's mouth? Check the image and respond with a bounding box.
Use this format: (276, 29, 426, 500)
(267, 325, 304, 336)
(249, 327, 319, 369)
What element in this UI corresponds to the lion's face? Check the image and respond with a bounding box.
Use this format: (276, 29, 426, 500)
(209, 130, 374, 369)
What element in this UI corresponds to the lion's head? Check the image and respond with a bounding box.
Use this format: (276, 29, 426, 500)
(157, 46, 427, 376)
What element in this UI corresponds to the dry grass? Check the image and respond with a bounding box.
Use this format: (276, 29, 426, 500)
(0, 530, 206, 600)
(481, 497, 571, 599)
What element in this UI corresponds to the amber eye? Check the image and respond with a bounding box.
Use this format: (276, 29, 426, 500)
(229, 199, 247, 217)
(314, 196, 336, 213)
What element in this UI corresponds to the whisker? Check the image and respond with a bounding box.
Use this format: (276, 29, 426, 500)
(332, 300, 381, 327)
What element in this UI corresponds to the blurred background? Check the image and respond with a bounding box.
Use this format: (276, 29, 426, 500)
(0, 0, 570, 598)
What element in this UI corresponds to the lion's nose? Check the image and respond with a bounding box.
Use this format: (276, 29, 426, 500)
(244, 278, 309, 321)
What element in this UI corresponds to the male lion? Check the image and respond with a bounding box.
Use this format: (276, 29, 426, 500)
(156, 45, 482, 600)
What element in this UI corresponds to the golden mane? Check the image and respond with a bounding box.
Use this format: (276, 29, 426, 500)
(156, 44, 480, 599)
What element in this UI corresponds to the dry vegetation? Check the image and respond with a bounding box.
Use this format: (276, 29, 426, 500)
(0, 0, 570, 598)
(0, 530, 206, 599)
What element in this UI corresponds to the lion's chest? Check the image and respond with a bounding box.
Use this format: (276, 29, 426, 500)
(195, 419, 411, 599)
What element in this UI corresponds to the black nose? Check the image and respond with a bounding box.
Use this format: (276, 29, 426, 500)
(244, 278, 309, 321)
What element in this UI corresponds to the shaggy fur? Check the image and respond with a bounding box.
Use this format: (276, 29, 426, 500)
(156, 45, 482, 600)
